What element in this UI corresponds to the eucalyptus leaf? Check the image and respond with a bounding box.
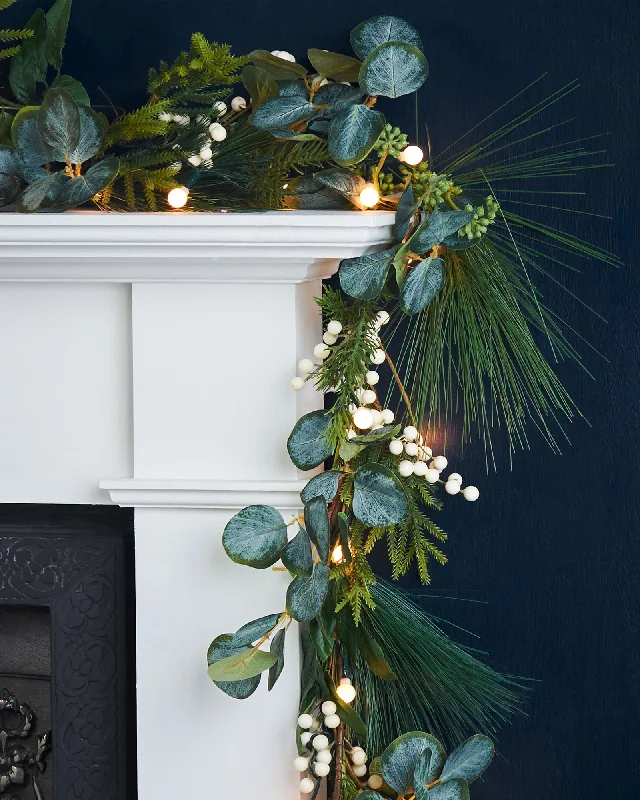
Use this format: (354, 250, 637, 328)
(67, 106, 104, 163)
(394, 183, 419, 240)
(422, 779, 470, 800)
(270, 129, 319, 141)
(286, 563, 330, 622)
(15, 171, 65, 212)
(232, 614, 281, 647)
(358, 627, 397, 679)
(278, 80, 309, 97)
(308, 49, 362, 82)
(338, 247, 396, 300)
(54, 157, 119, 209)
(252, 96, 315, 130)
(351, 424, 401, 445)
(353, 464, 408, 526)
(313, 82, 364, 110)
(300, 470, 341, 505)
(12, 107, 49, 167)
(338, 440, 364, 462)
(400, 257, 444, 315)
(309, 618, 333, 663)
(0, 111, 14, 147)
(328, 103, 384, 165)
(304, 496, 330, 563)
(51, 75, 91, 106)
(207, 645, 277, 682)
(314, 168, 366, 206)
(287, 410, 333, 470)
(38, 88, 80, 162)
(249, 50, 308, 80)
(292, 175, 348, 209)
(0, 147, 20, 204)
(382, 732, 445, 794)
(353, 793, 383, 800)
(9, 9, 47, 105)
(438, 735, 494, 784)
(413, 737, 447, 787)
(45, 0, 72, 70)
(207, 634, 260, 699)
(281, 529, 313, 577)
(222, 504, 288, 568)
(360, 41, 429, 99)
(242, 65, 279, 109)
(350, 15, 423, 59)
(268, 628, 286, 690)
(409, 208, 474, 253)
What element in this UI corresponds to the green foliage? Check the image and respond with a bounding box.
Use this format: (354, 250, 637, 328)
(360, 42, 429, 99)
(300, 469, 341, 505)
(286, 563, 330, 622)
(304, 496, 330, 563)
(222, 504, 288, 568)
(287, 410, 333, 470)
(339, 247, 397, 300)
(328, 104, 385, 165)
(381, 732, 445, 794)
(350, 15, 423, 60)
(103, 100, 172, 147)
(282, 529, 313, 577)
(400, 256, 445, 315)
(352, 464, 408, 527)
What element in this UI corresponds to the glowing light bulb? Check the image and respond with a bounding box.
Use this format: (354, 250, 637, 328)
(359, 183, 380, 209)
(399, 145, 424, 166)
(352, 407, 373, 430)
(336, 677, 356, 704)
(167, 186, 189, 208)
(331, 544, 344, 564)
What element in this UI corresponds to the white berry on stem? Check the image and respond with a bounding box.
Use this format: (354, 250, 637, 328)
(291, 377, 304, 391)
(323, 331, 338, 345)
(327, 320, 342, 336)
(313, 734, 330, 751)
(445, 480, 461, 495)
(316, 749, 332, 764)
(353, 764, 368, 778)
(371, 348, 386, 365)
(314, 762, 330, 777)
(389, 439, 404, 455)
(433, 455, 448, 471)
(231, 96, 247, 111)
(366, 371, 379, 386)
(313, 343, 331, 360)
(425, 468, 440, 484)
(398, 460, 414, 477)
(298, 358, 314, 374)
(299, 777, 315, 794)
(381, 408, 395, 424)
(463, 486, 480, 501)
(294, 756, 309, 772)
(405, 442, 418, 457)
(403, 425, 418, 441)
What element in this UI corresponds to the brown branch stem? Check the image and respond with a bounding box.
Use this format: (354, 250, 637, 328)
(381, 345, 418, 429)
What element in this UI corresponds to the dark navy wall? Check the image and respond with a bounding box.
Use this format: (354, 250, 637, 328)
(2, 1, 638, 797)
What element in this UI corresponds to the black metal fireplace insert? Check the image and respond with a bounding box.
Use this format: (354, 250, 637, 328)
(0, 505, 136, 800)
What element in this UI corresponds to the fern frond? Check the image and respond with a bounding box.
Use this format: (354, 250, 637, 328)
(0, 27, 33, 41)
(104, 100, 172, 147)
(0, 44, 20, 59)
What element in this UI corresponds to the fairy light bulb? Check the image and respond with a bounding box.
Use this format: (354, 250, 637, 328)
(336, 677, 356, 704)
(359, 183, 380, 208)
(352, 407, 373, 430)
(331, 544, 344, 564)
(399, 145, 424, 166)
(167, 186, 189, 208)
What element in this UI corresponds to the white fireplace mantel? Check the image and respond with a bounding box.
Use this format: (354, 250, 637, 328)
(0, 209, 394, 800)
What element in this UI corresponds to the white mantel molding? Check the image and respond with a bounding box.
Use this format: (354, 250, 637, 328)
(100, 477, 311, 510)
(0, 209, 395, 282)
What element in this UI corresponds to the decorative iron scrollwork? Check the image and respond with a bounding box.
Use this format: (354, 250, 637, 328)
(0, 689, 50, 799)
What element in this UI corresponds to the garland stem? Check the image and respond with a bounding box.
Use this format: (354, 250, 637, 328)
(382, 344, 418, 429)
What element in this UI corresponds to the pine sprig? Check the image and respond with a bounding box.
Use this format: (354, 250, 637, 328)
(334, 521, 376, 624)
(103, 100, 173, 147)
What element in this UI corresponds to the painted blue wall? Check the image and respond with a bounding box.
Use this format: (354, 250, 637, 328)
(2, 1, 638, 797)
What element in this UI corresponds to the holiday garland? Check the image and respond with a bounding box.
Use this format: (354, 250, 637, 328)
(0, 4, 617, 799)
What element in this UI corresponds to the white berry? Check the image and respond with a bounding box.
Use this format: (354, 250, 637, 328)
(231, 96, 247, 111)
(370, 409, 383, 426)
(294, 756, 309, 772)
(276, 50, 296, 62)
(353, 764, 368, 777)
(405, 442, 419, 457)
(448, 472, 463, 483)
(433, 455, 448, 471)
(425, 468, 440, 484)
(188, 154, 202, 166)
(376, 310, 390, 326)
(212, 101, 227, 116)
(381, 409, 395, 424)
(323, 331, 338, 345)
(463, 486, 480, 501)
(199, 146, 213, 161)
(313, 734, 329, 751)
(291, 377, 304, 391)
(314, 343, 330, 360)
(316, 748, 332, 764)
(368, 775, 384, 790)
(327, 320, 342, 336)
(371, 348, 386, 365)
(366, 371, 379, 386)
(299, 777, 315, 794)
(210, 125, 227, 142)
(324, 713, 340, 729)
(158, 112, 171, 121)
(398, 460, 414, 477)
(298, 714, 313, 729)
(413, 461, 428, 477)
(389, 439, 404, 455)
(351, 749, 367, 766)
(300, 732, 312, 745)
(445, 480, 461, 495)
(298, 359, 314, 374)
(314, 762, 331, 777)
(403, 426, 418, 441)
(361, 389, 377, 405)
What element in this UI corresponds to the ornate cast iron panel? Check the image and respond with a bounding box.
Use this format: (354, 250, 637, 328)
(0, 689, 50, 798)
(0, 506, 135, 800)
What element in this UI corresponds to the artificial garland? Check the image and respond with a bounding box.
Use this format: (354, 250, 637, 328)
(0, 4, 617, 799)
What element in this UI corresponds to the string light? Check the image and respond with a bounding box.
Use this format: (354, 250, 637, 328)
(359, 183, 380, 208)
(398, 145, 424, 166)
(336, 677, 356, 704)
(331, 544, 344, 564)
(352, 407, 374, 430)
(167, 186, 189, 208)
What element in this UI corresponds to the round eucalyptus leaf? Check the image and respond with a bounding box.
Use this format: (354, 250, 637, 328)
(38, 87, 80, 162)
(350, 15, 423, 60)
(252, 96, 315, 130)
(339, 247, 396, 300)
(421, 779, 470, 800)
(68, 106, 104, 164)
(314, 168, 367, 206)
(222, 504, 288, 568)
(304, 495, 330, 563)
(286, 563, 330, 622)
(206, 634, 260, 699)
(313, 82, 364, 111)
(287, 410, 333, 470)
(409, 208, 474, 254)
(268, 628, 286, 691)
(400, 257, 445, 315)
(353, 464, 408, 526)
(394, 183, 419, 240)
(12, 107, 51, 167)
(351, 424, 401, 445)
(282, 529, 313, 577)
(308, 48, 362, 82)
(207, 645, 277, 682)
(328, 103, 385, 165)
(438, 735, 494, 785)
(382, 732, 445, 794)
(15, 172, 66, 213)
(300, 470, 341, 505)
(232, 614, 281, 648)
(54, 157, 119, 210)
(359, 42, 429, 99)
(0, 147, 20, 205)
(50, 75, 91, 106)
(414, 738, 447, 789)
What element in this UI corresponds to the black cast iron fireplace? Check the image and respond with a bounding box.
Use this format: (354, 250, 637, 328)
(0, 505, 136, 800)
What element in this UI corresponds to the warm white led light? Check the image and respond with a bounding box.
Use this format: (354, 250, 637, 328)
(359, 183, 380, 208)
(399, 145, 424, 166)
(167, 186, 189, 208)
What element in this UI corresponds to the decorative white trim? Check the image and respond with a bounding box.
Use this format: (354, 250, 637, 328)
(0, 210, 395, 282)
(100, 478, 309, 510)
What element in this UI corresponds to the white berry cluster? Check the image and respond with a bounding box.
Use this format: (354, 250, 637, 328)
(291, 318, 344, 391)
(347, 744, 369, 779)
(294, 702, 339, 793)
(388, 427, 479, 501)
(271, 49, 296, 62)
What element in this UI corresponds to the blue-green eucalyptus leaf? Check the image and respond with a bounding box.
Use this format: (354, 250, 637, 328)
(15, 171, 66, 212)
(281, 529, 313, 577)
(304, 496, 330, 562)
(249, 50, 308, 80)
(9, 9, 47, 105)
(12, 107, 50, 167)
(38, 88, 80, 162)
(300, 470, 341, 505)
(268, 628, 286, 690)
(207, 634, 260, 699)
(53, 157, 119, 209)
(308, 49, 362, 82)
(382, 732, 445, 794)
(438, 735, 494, 784)
(287, 410, 333, 470)
(293, 175, 348, 209)
(413, 738, 447, 790)
(353, 464, 407, 526)
(222, 504, 288, 568)
(51, 75, 91, 107)
(207, 645, 277, 682)
(360, 41, 429, 99)
(45, 0, 72, 70)
(394, 183, 419, 240)
(354, 794, 383, 800)
(339, 440, 364, 462)
(232, 614, 281, 647)
(338, 246, 396, 300)
(242, 65, 279, 109)
(278, 80, 308, 97)
(68, 106, 104, 164)
(286, 563, 330, 622)
(313, 82, 364, 110)
(351, 424, 401, 445)
(350, 15, 423, 59)
(314, 167, 366, 207)
(409, 208, 474, 253)
(423, 779, 470, 800)
(400, 257, 444, 315)
(252, 96, 315, 130)
(328, 103, 384, 165)
(0, 147, 21, 205)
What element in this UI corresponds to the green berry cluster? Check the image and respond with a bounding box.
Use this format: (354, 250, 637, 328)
(378, 172, 397, 195)
(399, 165, 458, 208)
(458, 196, 500, 240)
(376, 124, 408, 157)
